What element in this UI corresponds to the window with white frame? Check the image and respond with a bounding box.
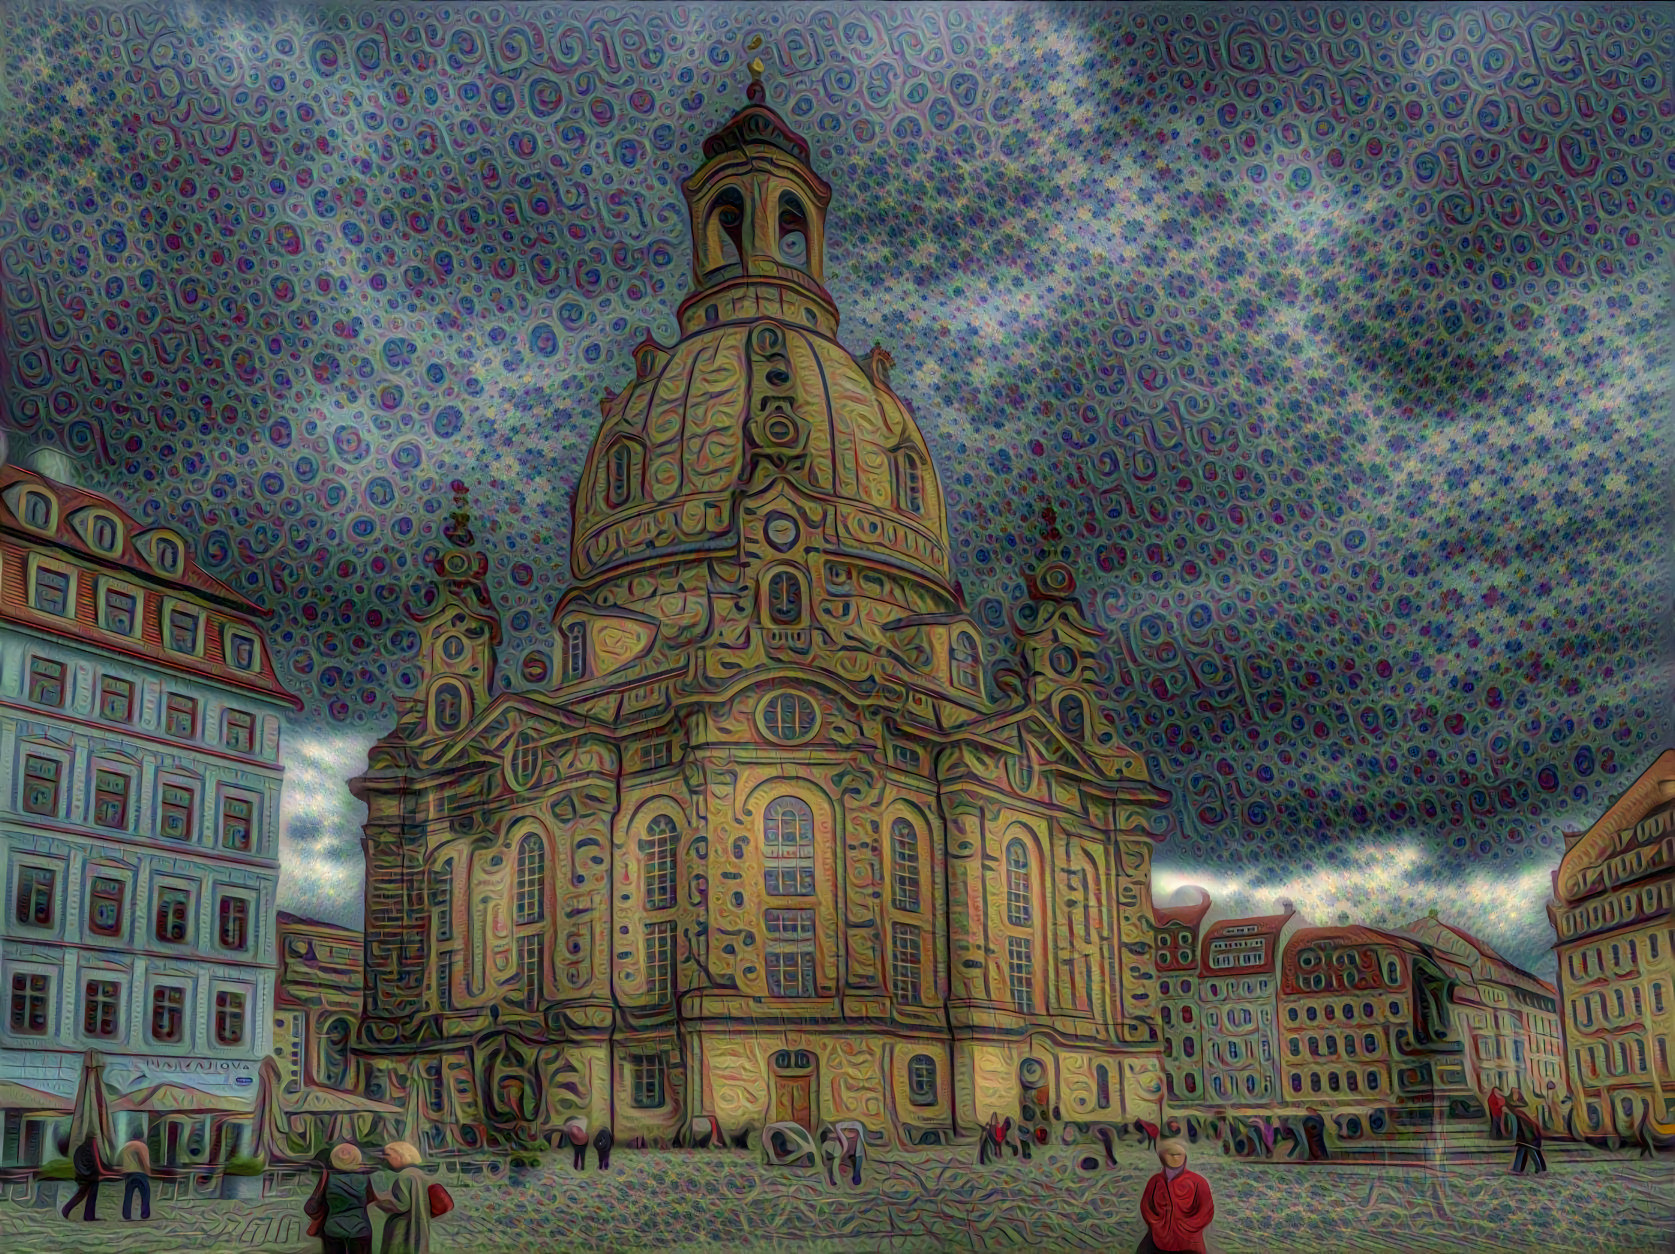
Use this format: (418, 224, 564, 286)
(763, 797, 815, 895)
(643, 815, 677, 910)
(515, 834, 545, 924)
(644, 920, 674, 1002)
(1007, 935, 1034, 1013)
(891, 818, 921, 912)
(764, 908, 816, 996)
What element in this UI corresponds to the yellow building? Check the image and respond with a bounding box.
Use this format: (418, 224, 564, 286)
(349, 70, 1171, 1151)
(1548, 749, 1675, 1134)
(273, 912, 363, 1097)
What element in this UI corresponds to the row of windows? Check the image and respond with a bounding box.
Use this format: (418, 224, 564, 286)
(1561, 882, 1673, 938)
(1573, 982, 1665, 1028)
(1286, 1032, 1384, 1059)
(1209, 1073, 1270, 1099)
(8, 971, 249, 1046)
(17, 746, 259, 848)
(1289, 1069, 1382, 1094)
(1285, 1000, 1397, 1024)
(1201, 979, 1271, 999)
(25, 656, 263, 750)
(19, 562, 264, 674)
(1568, 933, 1665, 979)
(1573, 1037, 1670, 1079)
(12, 864, 254, 950)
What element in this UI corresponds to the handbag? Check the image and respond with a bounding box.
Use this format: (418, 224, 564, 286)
(303, 1172, 328, 1238)
(427, 1181, 454, 1218)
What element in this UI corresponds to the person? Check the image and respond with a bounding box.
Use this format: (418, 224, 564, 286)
(979, 1111, 1004, 1165)
(1508, 1093, 1547, 1175)
(564, 1118, 589, 1171)
(1135, 1118, 1161, 1151)
(1486, 1087, 1506, 1139)
(304, 1143, 376, 1254)
(372, 1141, 432, 1254)
(60, 1135, 103, 1222)
(1136, 1138, 1215, 1254)
(116, 1139, 151, 1222)
(592, 1126, 613, 1171)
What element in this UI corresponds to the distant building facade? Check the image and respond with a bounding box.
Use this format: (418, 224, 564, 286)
(1404, 913, 1564, 1125)
(1548, 749, 1675, 1133)
(0, 466, 296, 1157)
(349, 77, 1173, 1152)
(1154, 889, 1211, 1104)
(1198, 909, 1296, 1104)
(274, 912, 363, 1096)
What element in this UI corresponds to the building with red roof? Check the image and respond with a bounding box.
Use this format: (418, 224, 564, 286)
(1194, 907, 1300, 1105)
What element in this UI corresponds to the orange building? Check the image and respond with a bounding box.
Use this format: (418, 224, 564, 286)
(1153, 888, 1212, 1104)
(1196, 908, 1298, 1105)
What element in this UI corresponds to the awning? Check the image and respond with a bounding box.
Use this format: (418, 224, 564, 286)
(282, 1086, 402, 1115)
(0, 1081, 73, 1113)
(112, 1083, 253, 1114)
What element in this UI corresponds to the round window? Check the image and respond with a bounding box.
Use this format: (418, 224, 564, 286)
(765, 513, 799, 551)
(1049, 645, 1078, 677)
(765, 415, 795, 443)
(759, 692, 818, 743)
(441, 634, 466, 662)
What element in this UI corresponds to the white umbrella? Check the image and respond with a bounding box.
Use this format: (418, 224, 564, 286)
(67, 1050, 114, 1161)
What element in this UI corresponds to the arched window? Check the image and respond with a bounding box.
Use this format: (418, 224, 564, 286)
(767, 570, 803, 626)
(22, 492, 52, 530)
(898, 451, 923, 515)
(908, 1054, 937, 1106)
(644, 815, 677, 911)
(1367, 1070, 1379, 1091)
(156, 537, 181, 573)
(515, 833, 545, 924)
(951, 631, 979, 692)
(434, 682, 464, 733)
(777, 192, 809, 270)
(1185, 1073, 1197, 1094)
(706, 187, 745, 275)
(1310, 1072, 1321, 1093)
(891, 818, 920, 911)
(1290, 1072, 1303, 1094)
(321, 1017, 352, 1088)
(1183, 1037, 1194, 1057)
(1005, 839, 1031, 926)
(1096, 1063, 1111, 1109)
(1161, 1005, 1173, 1027)
(565, 623, 587, 682)
(1057, 693, 1085, 738)
(607, 442, 635, 508)
(1288, 1037, 1300, 1057)
(763, 797, 814, 896)
(1384, 959, 1399, 985)
(91, 516, 118, 551)
(507, 732, 539, 791)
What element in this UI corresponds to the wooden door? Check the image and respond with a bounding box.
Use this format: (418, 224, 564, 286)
(775, 1075, 812, 1131)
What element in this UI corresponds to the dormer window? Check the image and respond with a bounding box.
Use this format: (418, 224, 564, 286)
(564, 623, 587, 682)
(1057, 693, 1086, 738)
(154, 537, 182, 574)
(84, 512, 121, 554)
(897, 451, 923, 515)
(606, 441, 639, 509)
(227, 629, 259, 672)
(952, 632, 980, 693)
(434, 681, 464, 733)
(21, 491, 53, 531)
(704, 187, 745, 276)
(767, 570, 804, 627)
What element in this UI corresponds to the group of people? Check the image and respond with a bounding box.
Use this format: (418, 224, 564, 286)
(57, 1133, 446, 1254)
(975, 1111, 1038, 1162)
(58, 1136, 153, 1223)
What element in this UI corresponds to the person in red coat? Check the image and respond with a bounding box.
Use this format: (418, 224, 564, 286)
(1136, 1139, 1216, 1254)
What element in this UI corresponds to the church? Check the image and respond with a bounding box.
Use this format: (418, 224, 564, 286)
(350, 66, 1172, 1151)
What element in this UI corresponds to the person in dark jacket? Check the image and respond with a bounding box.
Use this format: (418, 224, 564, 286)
(1508, 1093, 1547, 1174)
(592, 1126, 614, 1170)
(303, 1142, 376, 1254)
(60, 1135, 103, 1221)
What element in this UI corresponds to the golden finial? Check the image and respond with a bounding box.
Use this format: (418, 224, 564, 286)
(749, 57, 765, 80)
(746, 34, 764, 51)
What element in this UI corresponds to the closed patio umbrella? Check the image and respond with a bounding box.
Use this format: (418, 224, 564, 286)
(67, 1050, 115, 1161)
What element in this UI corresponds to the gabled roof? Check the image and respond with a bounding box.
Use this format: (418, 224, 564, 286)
(0, 465, 264, 614)
(1199, 909, 1295, 975)
(1154, 891, 1213, 930)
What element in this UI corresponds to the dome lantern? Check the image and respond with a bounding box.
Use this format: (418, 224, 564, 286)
(678, 60, 837, 338)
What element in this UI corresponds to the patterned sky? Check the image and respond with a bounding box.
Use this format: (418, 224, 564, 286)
(1, 4, 1670, 976)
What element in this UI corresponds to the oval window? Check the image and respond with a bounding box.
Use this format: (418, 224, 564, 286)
(1049, 645, 1077, 677)
(760, 692, 817, 743)
(441, 634, 466, 662)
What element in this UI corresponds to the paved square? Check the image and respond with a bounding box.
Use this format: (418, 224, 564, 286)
(0, 1143, 1666, 1253)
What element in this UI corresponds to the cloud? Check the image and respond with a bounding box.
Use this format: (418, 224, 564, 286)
(1154, 840, 1557, 979)
(276, 723, 377, 929)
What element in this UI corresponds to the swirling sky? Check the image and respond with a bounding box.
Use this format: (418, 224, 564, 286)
(1, 4, 1670, 977)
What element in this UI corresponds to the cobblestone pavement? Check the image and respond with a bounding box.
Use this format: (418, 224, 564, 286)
(0, 1143, 1667, 1253)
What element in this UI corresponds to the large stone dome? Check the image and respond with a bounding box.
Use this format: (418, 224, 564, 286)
(571, 318, 948, 587)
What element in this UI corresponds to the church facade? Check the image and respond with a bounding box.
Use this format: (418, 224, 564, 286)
(350, 72, 1171, 1151)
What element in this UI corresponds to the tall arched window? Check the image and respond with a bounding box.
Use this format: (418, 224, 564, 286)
(706, 187, 745, 275)
(430, 858, 454, 942)
(777, 192, 809, 270)
(763, 797, 815, 896)
(951, 632, 980, 692)
(156, 537, 181, 573)
(767, 570, 803, 626)
(891, 818, 920, 912)
(644, 815, 677, 911)
(321, 1017, 352, 1088)
(434, 682, 464, 733)
(565, 623, 587, 682)
(1005, 838, 1031, 926)
(898, 451, 923, 515)
(606, 442, 638, 508)
(515, 833, 545, 924)
(1096, 1063, 1111, 1109)
(1057, 693, 1085, 738)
